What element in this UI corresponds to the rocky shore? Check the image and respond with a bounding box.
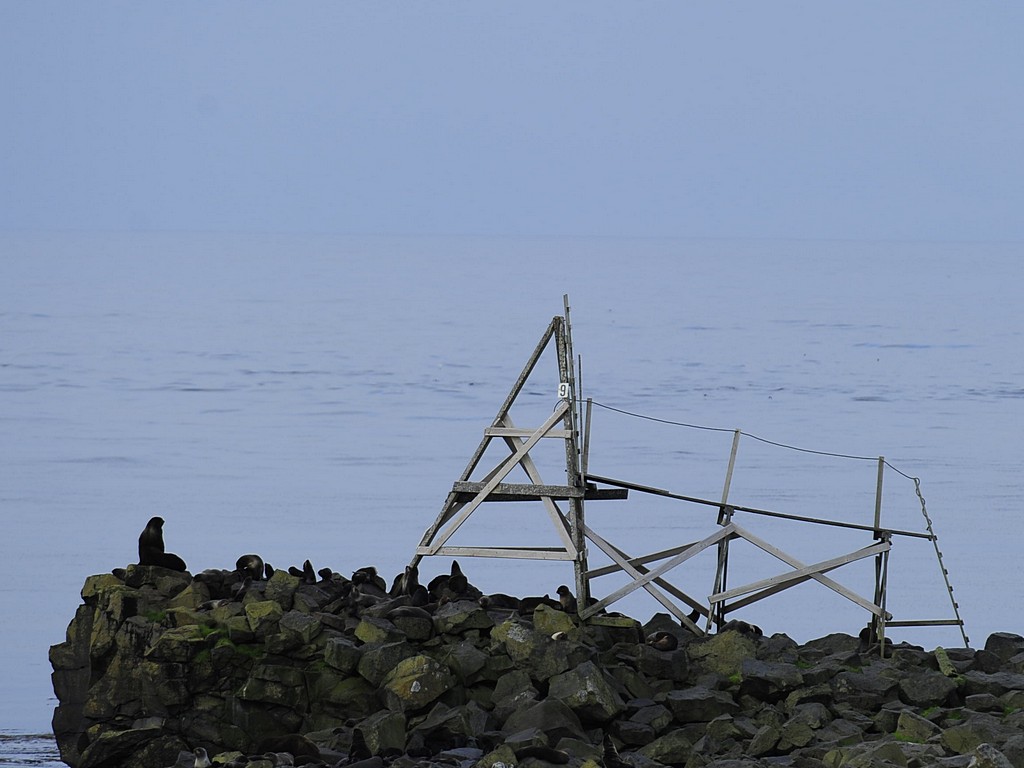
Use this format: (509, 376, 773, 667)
(50, 561, 1024, 768)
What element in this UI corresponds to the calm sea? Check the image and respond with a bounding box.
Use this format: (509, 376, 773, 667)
(2, 233, 1022, 763)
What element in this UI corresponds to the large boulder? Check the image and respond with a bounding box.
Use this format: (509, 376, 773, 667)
(663, 686, 739, 723)
(548, 660, 626, 724)
(688, 629, 758, 677)
(380, 654, 456, 712)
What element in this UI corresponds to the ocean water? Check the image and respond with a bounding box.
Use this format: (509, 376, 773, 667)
(2, 232, 1023, 760)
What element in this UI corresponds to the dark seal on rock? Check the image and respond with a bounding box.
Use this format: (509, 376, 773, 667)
(647, 631, 679, 652)
(235, 554, 264, 581)
(138, 516, 187, 572)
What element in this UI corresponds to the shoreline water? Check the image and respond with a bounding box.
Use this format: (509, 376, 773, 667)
(0, 732, 62, 767)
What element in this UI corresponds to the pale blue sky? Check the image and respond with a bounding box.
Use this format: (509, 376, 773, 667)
(2, 3, 1021, 241)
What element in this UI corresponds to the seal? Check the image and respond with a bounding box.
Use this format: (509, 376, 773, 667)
(520, 594, 560, 612)
(138, 516, 166, 562)
(479, 593, 521, 612)
(646, 630, 679, 652)
(235, 554, 264, 581)
(720, 619, 763, 638)
(556, 584, 578, 613)
(352, 566, 387, 592)
(389, 564, 420, 597)
(193, 748, 212, 768)
(138, 516, 187, 572)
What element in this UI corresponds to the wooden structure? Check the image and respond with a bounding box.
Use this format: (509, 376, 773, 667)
(411, 300, 969, 647)
(410, 297, 622, 605)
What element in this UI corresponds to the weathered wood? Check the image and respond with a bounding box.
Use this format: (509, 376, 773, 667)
(495, 414, 577, 558)
(886, 619, 965, 627)
(725, 523, 891, 618)
(584, 524, 703, 633)
(586, 542, 700, 578)
(417, 545, 577, 561)
(425, 401, 571, 555)
(453, 481, 584, 498)
(452, 482, 626, 502)
(559, 298, 589, 611)
(709, 540, 890, 605)
(580, 523, 738, 619)
(484, 427, 572, 438)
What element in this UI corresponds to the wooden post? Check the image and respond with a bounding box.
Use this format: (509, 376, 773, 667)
(710, 430, 741, 630)
(582, 398, 593, 480)
(872, 456, 885, 640)
(560, 298, 589, 610)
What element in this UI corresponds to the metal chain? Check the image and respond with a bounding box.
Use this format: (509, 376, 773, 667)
(914, 477, 970, 647)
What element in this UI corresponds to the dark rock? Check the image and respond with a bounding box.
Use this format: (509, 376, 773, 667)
(663, 686, 739, 723)
(379, 654, 456, 712)
(898, 666, 959, 707)
(438, 639, 489, 684)
(432, 599, 494, 635)
(610, 718, 655, 746)
(636, 728, 696, 764)
(502, 699, 585, 743)
(356, 640, 418, 686)
(941, 713, 1019, 755)
(355, 710, 406, 755)
(968, 743, 1015, 768)
(830, 667, 899, 709)
(636, 643, 689, 682)
(895, 709, 942, 743)
(628, 701, 673, 734)
(547, 660, 626, 724)
(49, 568, 1024, 768)
(323, 635, 362, 674)
(985, 633, 1024, 663)
(687, 630, 758, 677)
(739, 658, 805, 702)
(965, 693, 1003, 712)
(238, 664, 307, 709)
(962, 670, 1024, 698)
(355, 616, 404, 645)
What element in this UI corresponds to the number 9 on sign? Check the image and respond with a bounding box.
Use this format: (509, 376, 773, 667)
(558, 382, 570, 399)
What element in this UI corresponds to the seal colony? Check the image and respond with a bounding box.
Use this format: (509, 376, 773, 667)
(52, 517, 1022, 768)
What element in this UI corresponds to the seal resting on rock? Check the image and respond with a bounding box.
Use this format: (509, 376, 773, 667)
(235, 554, 264, 581)
(137, 516, 187, 572)
(556, 584, 578, 613)
(646, 630, 679, 651)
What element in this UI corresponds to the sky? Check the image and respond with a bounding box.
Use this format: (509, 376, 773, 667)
(1, 2, 1023, 242)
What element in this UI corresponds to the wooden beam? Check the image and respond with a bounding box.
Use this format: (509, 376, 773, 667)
(418, 545, 576, 561)
(710, 541, 890, 603)
(495, 413, 578, 557)
(452, 482, 627, 502)
(426, 401, 570, 554)
(453, 481, 584, 498)
(587, 542, 700, 578)
(485, 427, 572, 438)
(886, 619, 965, 627)
(583, 525, 704, 633)
(727, 523, 891, 618)
(579, 523, 737, 619)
